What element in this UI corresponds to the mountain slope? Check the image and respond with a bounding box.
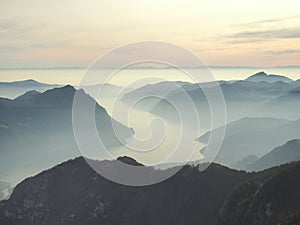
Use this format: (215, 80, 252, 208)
(246, 139, 300, 171)
(0, 157, 248, 225)
(261, 86, 300, 119)
(0, 86, 133, 184)
(219, 162, 300, 225)
(0, 79, 60, 99)
(197, 117, 298, 168)
(1, 157, 300, 225)
(279, 210, 300, 225)
(149, 80, 293, 129)
(245, 71, 293, 83)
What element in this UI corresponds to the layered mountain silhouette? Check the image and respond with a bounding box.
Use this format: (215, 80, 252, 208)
(245, 71, 293, 83)
(246, 139, 300, 171)
(121, 72, 299, 129)
(197, 117, 300, 169)
(261, 86, 300, 119)
(0, 79, 61, 99)
(0, 157, 300, 225)
(0, 85, 133, 184)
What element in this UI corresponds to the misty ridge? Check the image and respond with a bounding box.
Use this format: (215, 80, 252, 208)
(0, 71, 300, 224)
(0, 85, 133, 185)
(1, 155, 300, 225)
(1, 71, 300, 182)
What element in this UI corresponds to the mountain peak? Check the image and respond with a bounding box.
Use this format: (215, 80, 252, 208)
(23, 79, 38, 83)
(253, 71, 268, 77)
(61, 85, 76, 91)
(246, 71, 293, 83)
(43, 85, 75, 95)
(13, 90, 41, 101)
(117, 156, 144, 166)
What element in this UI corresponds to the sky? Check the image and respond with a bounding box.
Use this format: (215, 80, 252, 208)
(1, 0, 300, 68)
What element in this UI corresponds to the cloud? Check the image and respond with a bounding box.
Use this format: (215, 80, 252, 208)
(227, 15, 300, 43)
(234, 15, 300, 28)
(265, 49, 300, 55)
(227, 28, 300, 42)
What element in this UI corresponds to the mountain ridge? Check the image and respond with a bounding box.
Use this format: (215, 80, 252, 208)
(1, 157, 300, 225)
(245, 71, 293, 83)
(0, 85, 133, 184)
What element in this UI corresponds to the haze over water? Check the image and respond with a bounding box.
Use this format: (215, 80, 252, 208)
(0, 67, 299, 87)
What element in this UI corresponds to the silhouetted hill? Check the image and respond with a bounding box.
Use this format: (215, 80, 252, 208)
(117, 156, 144, 166)
(232, 155, 259, 170)
(0, 79, 51, 87)
(121, 76, 300, 131)
(197, 117, 299, 168)
(246, 139, 300, 171)
(0, 79, 60, 99)
(245, 71, 293, 83)
(1, 157, 300, 225)
(0, 157, 248, 225)
(148, 80, 294, 129)
(219, 162, 300, 225)
(0, 86, 133, 183)
(261, 86, 300, 119)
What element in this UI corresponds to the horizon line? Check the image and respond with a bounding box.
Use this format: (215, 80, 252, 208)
(0, 65, 300, 70)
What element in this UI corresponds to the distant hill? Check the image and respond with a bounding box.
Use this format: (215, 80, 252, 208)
(245, 71, 293, 83)
(0, 79, 61, 99)
(121, 81, 189, 111)
(261, 86, 300, 120)
(231, 155, 259, 170)
(246, 139, 300, 171)
(197, 117, 300, 168)
(0, 86, 133, 184)
(120, 75, 299, 130)
(148, 79, 294, 129)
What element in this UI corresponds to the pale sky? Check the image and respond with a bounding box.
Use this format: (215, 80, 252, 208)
(1, 0, 300, 68)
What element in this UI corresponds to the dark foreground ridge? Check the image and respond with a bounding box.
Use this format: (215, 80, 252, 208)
(0, 157, 300, 225)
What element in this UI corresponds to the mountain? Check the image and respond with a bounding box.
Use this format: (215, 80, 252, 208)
(0, 79, 60, 99)
(246, 139, 300, 171)
(120, 75, 299, 131)
(0, 79, 52, 87)
(1, 157, 300, 225)
(121, 81, 189, 111)
(231, 155, 259, 170)
(79, 83, 128, 101)
(0, 86, 133, 184)
(279, 211, 300, 225)
(121, 81, 189, 103)
(197, 117, 300, 169)
(245, 71, 293, 83)
(261, 86, 300, 120)
(148, 79, 294, 130)
(0, 157, 248, 225)
(219, 162, 300, 225)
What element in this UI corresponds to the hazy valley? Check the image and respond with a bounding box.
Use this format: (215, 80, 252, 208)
(0, 71, 300, 224)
